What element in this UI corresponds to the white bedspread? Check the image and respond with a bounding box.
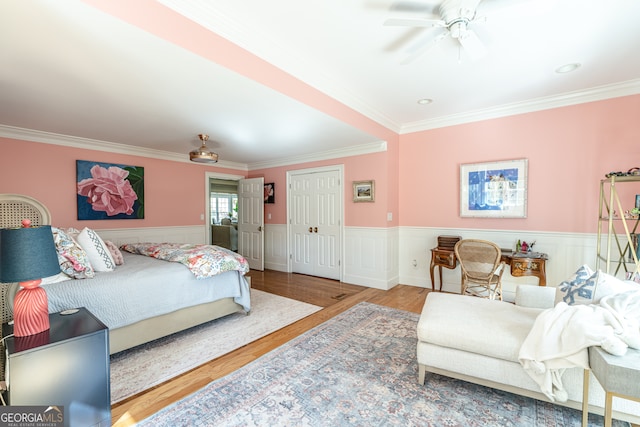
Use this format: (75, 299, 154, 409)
(519, 290, 640, 401)
(43, 252, 250, 329)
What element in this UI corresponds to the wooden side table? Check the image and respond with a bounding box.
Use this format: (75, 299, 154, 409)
(588, 346, 640, 427)
(429, 248, 457, 291)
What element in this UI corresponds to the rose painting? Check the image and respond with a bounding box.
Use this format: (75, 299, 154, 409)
(76, 160, 144, 220)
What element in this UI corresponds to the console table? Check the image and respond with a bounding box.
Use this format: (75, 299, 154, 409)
(429, 248, 548, 290)
(500, 251, 548, 287)
(588, 346, 640, 427)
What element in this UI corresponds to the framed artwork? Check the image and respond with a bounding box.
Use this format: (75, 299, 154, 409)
(353, 180, 375, 202)
(636, 194, 640, 209)
(264, 182, 275, 204)
(460, 159, 527, 218)
(76, 160, 144, 220)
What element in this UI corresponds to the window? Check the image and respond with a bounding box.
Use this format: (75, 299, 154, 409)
(210, 193, 238, 224)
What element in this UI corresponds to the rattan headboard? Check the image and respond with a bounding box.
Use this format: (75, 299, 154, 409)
(0, 194, 51, 228)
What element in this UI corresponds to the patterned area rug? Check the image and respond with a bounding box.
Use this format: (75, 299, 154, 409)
(136, 302, 629, 427)
(110, 289, 321, 403)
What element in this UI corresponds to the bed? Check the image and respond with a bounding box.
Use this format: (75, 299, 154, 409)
(0, 194, 251, 355)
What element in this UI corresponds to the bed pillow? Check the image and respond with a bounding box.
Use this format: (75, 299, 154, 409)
(104, 240, 124, 265)
(76, 227, 116, 272)
(51, 227, 95, 279)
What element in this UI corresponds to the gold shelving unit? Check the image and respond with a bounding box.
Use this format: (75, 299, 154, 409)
(596, 175, 640, 276)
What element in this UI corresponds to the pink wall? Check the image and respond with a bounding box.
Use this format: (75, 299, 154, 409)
(250, 148, 394, 228)
(2, 95, 638, 234)
(0, 138, 245, 229)
(399, 95, 640, 233)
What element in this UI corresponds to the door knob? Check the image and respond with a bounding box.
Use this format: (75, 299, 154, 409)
(314, 227, 318, 233)
(258, 226, 262, 232)
(308, 227, 313, 233)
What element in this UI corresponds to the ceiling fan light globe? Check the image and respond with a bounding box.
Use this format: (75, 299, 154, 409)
(189, 147, 219, 163)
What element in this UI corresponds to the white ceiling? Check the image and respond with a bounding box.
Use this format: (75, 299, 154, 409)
(1, 0, 639, 169)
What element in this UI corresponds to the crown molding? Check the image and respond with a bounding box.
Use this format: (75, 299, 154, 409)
(0, 124, 386, 172)
(247, 140, 388, 170)
(0, 125, 248, 171)
(400, 79, 640, 134)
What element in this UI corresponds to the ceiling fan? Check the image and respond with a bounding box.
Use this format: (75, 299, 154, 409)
(384, 0, 488, 62)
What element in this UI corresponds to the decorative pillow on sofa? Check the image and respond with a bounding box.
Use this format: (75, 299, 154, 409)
(51, 227, 95, 279)
(76, 227, 116, 272)
(556, 265, 638, 305)
(555, 264, 594, 305)
(104, 240, 124, 265)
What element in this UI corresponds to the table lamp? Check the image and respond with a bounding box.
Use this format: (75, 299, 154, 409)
(0, 220, 60, 337)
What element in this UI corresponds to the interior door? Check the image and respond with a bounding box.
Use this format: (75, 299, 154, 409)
(290, 169, 341, 280)
(238, 177, 264, 271)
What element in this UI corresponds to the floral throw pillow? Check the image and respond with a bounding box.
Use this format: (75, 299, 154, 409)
(51, 227, 95, 279)
(104, 240, 125, 265)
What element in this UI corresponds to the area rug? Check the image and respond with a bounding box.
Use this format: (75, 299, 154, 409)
(135, 302, 628, 427)
(110, 289, 321, 403)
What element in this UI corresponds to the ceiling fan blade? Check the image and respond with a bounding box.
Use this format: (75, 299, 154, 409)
(400, 28, 449, 64)
(458, 29, 486, 60)
(389, 1, 440, 14)
(384, 17, 446, 28)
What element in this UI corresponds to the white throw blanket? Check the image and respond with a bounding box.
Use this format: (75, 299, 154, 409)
(518, 290, 640, 401)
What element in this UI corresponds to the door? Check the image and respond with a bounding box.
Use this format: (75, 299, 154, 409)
(238, 177, 264, 270)
(289, 168, 341, 280)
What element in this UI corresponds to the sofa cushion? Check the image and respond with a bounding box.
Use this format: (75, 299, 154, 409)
(418, 292, 542, 363)
(555, 264, 594, 305)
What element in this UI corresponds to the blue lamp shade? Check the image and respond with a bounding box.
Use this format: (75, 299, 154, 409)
(0, 225, 60, 283)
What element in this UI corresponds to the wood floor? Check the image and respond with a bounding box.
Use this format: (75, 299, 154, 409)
(111, 270, 431, 426)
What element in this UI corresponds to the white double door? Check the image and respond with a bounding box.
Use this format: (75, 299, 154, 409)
(289, 167, 342, 280)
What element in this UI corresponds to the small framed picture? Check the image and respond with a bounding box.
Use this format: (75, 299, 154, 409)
(353, 180, 375, 202)
(636, 194, 640, 209)
(264, 183, 275, 204)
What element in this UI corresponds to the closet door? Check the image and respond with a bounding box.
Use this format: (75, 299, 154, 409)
(290, 169, 341, 280)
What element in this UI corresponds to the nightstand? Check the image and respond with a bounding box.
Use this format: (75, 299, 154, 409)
(3, 307, 111, 427)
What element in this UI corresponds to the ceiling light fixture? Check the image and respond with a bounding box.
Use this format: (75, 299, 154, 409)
(555, 63, 581, 74)
(417, 98, 433, 105)
(189, 134, 218, 163)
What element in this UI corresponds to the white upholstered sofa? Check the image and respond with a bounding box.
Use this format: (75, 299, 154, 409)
(417, 286, 640, 424)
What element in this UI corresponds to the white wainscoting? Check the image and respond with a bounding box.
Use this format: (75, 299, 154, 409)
(343, 226, 399, 290)
(399, 227, 598, 301)
(96, 225, 601, 299)
(264, 224, 288, 272)
(96, 226, 207, 246)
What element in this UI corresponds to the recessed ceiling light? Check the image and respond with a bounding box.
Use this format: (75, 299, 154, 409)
(417, 98, 433, 105)
(555, 63, 581, 74)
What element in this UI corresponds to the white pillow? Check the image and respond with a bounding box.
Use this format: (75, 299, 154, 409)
(555, 264, 594, 305)
(76, 227, 116, 272)
(557, 266, 638, 305)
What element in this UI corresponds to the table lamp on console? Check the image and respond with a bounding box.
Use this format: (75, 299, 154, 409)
(0, 220, 60, 337)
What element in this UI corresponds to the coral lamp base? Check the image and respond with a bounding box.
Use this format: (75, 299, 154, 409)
(13, 279, 50, 337)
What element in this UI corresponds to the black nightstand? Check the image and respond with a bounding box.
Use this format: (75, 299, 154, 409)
(3, 307, 111, 427)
